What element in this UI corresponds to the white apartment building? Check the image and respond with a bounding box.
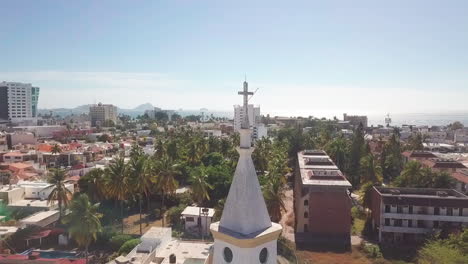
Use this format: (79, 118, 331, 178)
(371, 187, 468, 243)
(89, 103, 118, 127)
(0, 82, 40, 124)
(233, 103, 267, 140)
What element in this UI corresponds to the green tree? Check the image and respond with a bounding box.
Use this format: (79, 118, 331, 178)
(325, 136, 349, 172)
(129, 153, 151, 235)
(44, 168, 72, 220)
(104, 155, 131, 233)
(263, 177, 286, 222)
(393, 161, 454, 188)
(189, 166, 214, 236)
(64, 194, 102, 264)
(393, 161, 425, 187)
(349, 123, 365, 187)
(153, 155, 179, 227)
(51, 144, 62, 155)
(407, 133, 425, 151)
(78, 168, 106, 203)
(381, 133, 403, 182)
(360, 154, 382, 184)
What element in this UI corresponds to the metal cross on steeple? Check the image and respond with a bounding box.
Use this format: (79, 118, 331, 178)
(238, 81, 253, 129)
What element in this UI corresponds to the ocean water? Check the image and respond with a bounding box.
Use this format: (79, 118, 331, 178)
(179, 110, 468, 127)
(367, 113, 468, 127)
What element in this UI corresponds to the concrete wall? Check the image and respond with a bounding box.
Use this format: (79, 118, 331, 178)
(0, 187, 24, 204)
(183, 214, 212, 235)
(20, 183, 74, 200)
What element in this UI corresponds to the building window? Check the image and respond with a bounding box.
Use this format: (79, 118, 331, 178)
(304, 200, 309, 206)
(259, 248, 268, 264)
(223, 247, 233, 263)
(408, 220, 413, 227)
(304, 212, 308, 218)
(186, 217, 194, 222)
(460, 208, 464, 216)
(385, 205, 390, 213)
(409, 205, 413, 214)
(385, 218, 390, 226)
(418, 220, 425, 228)
(304, 224, 308, 232)
(397, 206, 402, 213)
(434, 221, 439, 228)
(447, 208, 453, 216)
(434, 207, 440, 215)
(394, 219, 402, 227)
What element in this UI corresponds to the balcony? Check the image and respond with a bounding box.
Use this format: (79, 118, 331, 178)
(380, 226, 435, 234)
(383, 213, 468, 223)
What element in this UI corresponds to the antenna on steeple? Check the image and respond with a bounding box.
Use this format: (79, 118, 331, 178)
(248, 88, 259, 102)
(244, 74, 247, 82)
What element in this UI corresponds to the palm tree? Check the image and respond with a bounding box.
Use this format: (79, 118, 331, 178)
(51, 144, 62, 155)
(45, 168, 73, 220)
(64, 194, 102, 264)
(360, 154, 383, 184)
(263, 177, 286, 222)
(104, 155, 131, 233)
(189, 166, 213, 236)
(325, 136, 348, 172)
(360, 181, 375, 213)
(393, 160, 424, 187)
(79, 168, 106, 202)
(153, 155, 179, 227)
(129, 153, 152, 235)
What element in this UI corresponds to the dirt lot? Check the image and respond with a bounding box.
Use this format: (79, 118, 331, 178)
(297, 246, 373, 264)
(123, 213, 165, 235)
(280, 187, 295, 241)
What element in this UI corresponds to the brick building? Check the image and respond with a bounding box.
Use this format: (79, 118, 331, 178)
(294, 150, 352, 247)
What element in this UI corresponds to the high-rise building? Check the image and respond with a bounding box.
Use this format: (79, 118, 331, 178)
(343, 113, 368, 128)
(0, 82, 40, 124)
(209, 82, 282, 264)
(89, 103, 118, 127)
(233, 81, 267, 140)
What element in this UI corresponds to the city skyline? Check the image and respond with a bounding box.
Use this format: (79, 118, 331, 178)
(1, 0, 468, 115)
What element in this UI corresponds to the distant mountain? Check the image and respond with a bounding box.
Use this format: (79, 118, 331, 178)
(38, 103, 156, 117)
(131, 103, 154, 111)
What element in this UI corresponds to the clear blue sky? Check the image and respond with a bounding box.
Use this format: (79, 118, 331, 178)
(1, 0, 467, 117)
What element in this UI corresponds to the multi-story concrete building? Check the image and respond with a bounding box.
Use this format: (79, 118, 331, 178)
(343, 113, 368, 128)
(89, 103, 118, 127)
(294, 150, 352, 247)
(0, 82, 40, 124)
(370, 187, 468, 243)
(233, 81, 267, 140)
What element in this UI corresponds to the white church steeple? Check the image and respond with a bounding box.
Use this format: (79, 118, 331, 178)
(209, 80, 282, 264)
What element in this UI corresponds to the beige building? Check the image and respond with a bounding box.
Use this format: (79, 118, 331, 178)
(89, 103, 118, 127)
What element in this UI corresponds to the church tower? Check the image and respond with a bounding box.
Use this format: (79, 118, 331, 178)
(209, 81, 282, 264)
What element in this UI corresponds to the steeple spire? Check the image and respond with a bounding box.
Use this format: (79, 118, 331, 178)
(219, 81, 271, 235)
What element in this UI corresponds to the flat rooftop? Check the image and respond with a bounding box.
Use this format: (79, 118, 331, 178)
(156, 240, 211, 264)
(374, 187, 468, 199)
(20, 210, 59, 224)
(181, 206, 215, 217)
(297, 151, 351, 187)
(8, 199, 54, 208)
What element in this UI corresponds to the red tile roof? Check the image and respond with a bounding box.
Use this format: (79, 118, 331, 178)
(451, 171, 468, 184)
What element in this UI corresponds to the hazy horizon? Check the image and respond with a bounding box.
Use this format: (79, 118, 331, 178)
(1, 0, 467, 115)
